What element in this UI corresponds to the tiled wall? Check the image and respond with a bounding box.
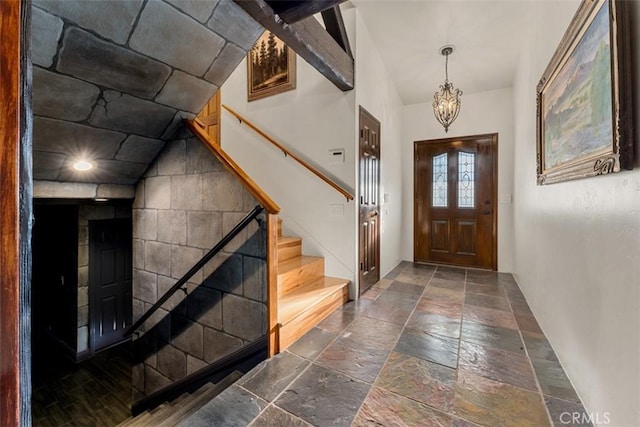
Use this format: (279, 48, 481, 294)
(132, 133, 267, 397)
(31, 0, 263, 185)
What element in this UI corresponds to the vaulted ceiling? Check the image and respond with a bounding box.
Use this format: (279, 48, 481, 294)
(31, 0, 533, 187)
(353, 0, 532, 105)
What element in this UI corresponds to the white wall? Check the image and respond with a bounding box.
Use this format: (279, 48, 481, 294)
(512, 1, 640, 425)
(402, 87, 516, 272)
(354, 10, 405, 280)
(220, 8, 405, 295)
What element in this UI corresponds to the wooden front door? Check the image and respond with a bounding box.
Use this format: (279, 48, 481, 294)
(359, 107, 381, 293)
(90, 219, 132, 351)
(414, 134, 497, 269)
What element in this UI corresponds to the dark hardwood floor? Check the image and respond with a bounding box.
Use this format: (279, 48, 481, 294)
(32, 340, 132, 427)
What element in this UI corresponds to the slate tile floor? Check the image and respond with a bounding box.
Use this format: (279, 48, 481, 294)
(187, 262, 591, 427)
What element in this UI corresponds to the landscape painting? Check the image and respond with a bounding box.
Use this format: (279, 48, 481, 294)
(536, 0, 632, 185)
(247, 31, 296, 101)
(543, 0, 611, 170)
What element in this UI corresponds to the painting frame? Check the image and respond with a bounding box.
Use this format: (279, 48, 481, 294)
(247, 30, 296, 102)
(536, 0, 633, 185)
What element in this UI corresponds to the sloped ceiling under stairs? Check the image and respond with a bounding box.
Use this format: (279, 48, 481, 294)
(32, 0, 263, 185)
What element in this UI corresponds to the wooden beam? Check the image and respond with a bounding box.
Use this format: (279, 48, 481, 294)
(266, 0, 346, 24)
(321, 6, 352, 59)
(234, 0, 354, 91)
(0, 0, 32, 425)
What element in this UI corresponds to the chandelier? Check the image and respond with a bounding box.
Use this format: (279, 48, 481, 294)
(433, 45, 462, 133)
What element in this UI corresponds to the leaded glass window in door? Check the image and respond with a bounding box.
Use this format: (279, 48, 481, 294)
(458, 151, 475, 208)
(432, 153, 447, 207)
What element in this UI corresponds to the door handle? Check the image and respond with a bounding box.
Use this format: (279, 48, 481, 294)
(482, 210, 491, 215)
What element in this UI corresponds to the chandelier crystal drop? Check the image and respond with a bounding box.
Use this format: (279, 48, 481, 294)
(433, 46, 462, 133)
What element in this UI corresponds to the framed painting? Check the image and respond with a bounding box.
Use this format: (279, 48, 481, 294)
(247, 30, 296, 102)
(536, 0, 633, 185)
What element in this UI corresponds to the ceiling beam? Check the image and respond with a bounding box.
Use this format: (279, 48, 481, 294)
(266, 0, 347, 24)
(321, 6, 352, 59)
(234, 0, 354, 91)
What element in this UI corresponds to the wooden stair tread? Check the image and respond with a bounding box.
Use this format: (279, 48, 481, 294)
(278, 276, 349, 326)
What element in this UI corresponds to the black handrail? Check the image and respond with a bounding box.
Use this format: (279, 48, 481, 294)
(124, 205, 264, 337)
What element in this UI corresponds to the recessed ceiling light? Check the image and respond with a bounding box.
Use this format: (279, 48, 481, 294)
(73, 160, 93, 171)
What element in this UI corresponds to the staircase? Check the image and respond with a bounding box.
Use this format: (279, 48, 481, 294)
(117, 371, 242, 427)
(276, 219, 350, 350)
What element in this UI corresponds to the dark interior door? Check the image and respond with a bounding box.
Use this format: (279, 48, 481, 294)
(90, 219, 132, 351)
(414, 134, 497, 269)
(359, 107, 381, 293)
(32, 204, 78, 352)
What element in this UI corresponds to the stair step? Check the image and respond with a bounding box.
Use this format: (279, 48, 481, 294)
(118, 372, 243, 427)
(278, 276, 349, 350)
(278, 256, 324, 297)
(158, 371, 243, 427)
(278, 236, 302, 262)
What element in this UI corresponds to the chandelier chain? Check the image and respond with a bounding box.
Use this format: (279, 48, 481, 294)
(445, 51, 449, 82)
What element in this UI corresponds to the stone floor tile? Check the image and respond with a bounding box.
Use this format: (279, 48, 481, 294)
(371, 289, 420, 310)
(395, 327, 459, 368)
(424, 286, 465, 302)
(464, 293, 511, 312)
(389, 280, 425, 295)
(449, 417, 482, 427)
(353, 386, 450, 427)
(276, 364, 370, 427)
(317, 309, 356, 334)
(250, 405, 312, 427)
(453, 371, 550, 427)
(416, 298, 463, 318)
(362, 291, 418, 325)
(371, 278, 393, 289)
(544, 396, 594, 427)
(395, 270, 431, 286)
(287, 327, 337, 360)
(363, 305, 414, 325)
(342, 298, 375, 314)
(514, 312, 544, 334)
(316, 336, 390, 383)
(531, 358, 581, 403)
(406, 310, 461, 339)
(461, 321, 525, 354)
(340, 316, 403, 350)
(360, 287, 384, 300)
(511, 301, 535, 316)
(465, 271, 500, 286)
(376, 351, 456, 411)
(462, 304, 518, 330)
(522, 331, 559, 362)
(458, 340, 538, 391)
(238, 352, 309, 402)
(429, 277, 466, 290)
(178, 385, 267, 427)
(465, 283, 506, 297)
(433, 266, 466, 281)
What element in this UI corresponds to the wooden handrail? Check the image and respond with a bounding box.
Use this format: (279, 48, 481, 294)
(222, 105, 354, 201)
(184, 119, 280, 214)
